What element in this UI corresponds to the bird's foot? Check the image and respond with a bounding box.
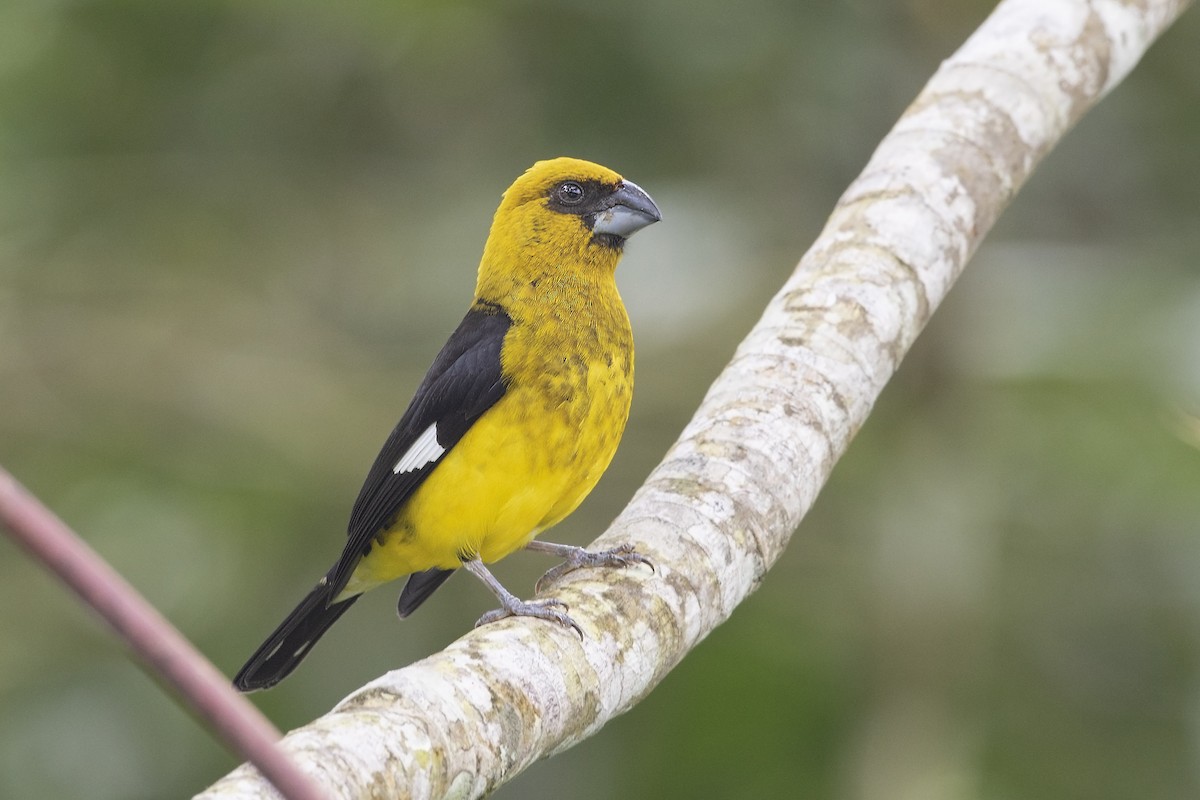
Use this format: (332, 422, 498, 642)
(475, 597, 583, 639)
(533, 542, 654, 594)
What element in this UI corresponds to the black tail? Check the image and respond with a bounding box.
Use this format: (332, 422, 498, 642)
(233, 578, 359, 692)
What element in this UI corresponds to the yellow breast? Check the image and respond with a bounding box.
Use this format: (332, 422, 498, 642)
(348, 278, 633, 590)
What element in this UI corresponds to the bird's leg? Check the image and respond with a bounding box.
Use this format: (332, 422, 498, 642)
(464, 559, 582, 638)
(526, 539, 654, 594)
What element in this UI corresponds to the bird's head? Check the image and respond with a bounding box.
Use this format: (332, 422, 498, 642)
(477, 157, 661, 300)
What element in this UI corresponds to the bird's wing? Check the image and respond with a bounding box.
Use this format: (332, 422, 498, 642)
(328, 303, 512, 594)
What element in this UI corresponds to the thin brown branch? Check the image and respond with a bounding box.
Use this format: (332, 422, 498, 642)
(0, 466, 327, 800)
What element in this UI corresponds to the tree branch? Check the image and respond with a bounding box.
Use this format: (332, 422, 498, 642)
(0, 468, 327, 800)
(199, 0, 1193, 797)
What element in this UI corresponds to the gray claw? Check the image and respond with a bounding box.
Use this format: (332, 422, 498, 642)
(475, 597, 583, 639)
(535, 543, 655, 594)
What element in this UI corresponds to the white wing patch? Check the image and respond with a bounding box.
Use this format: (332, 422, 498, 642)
(392, 424, 446, 475)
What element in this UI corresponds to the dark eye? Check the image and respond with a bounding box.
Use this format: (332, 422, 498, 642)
(555, 181, 585, 205)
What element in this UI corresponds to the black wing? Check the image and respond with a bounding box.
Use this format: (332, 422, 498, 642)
(327, 302, 511, 595)
(396, 567, 456, 618)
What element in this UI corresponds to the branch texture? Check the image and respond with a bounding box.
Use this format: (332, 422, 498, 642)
(200, 0, 1192, 797)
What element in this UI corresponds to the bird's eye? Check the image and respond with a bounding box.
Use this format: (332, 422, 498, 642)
(555, 181, 585, 205)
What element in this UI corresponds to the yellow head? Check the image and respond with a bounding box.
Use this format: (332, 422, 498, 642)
(476, 157, 660, 302)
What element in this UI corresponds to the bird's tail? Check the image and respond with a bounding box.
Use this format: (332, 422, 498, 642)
(233, 576, 359, 692)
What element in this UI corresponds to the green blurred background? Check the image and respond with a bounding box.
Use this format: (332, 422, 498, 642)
(2, 1, 1199, 797)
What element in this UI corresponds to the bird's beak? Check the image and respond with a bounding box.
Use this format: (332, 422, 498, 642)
(591, 179, 662, 238)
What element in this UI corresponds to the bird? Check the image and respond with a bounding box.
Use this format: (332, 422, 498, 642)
(233, 157, 661, 691)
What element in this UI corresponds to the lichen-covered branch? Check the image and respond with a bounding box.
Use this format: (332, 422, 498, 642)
(198, 1, 1192, 797)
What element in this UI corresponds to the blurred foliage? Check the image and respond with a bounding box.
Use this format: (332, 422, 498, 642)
(1, 0, 1199, 798)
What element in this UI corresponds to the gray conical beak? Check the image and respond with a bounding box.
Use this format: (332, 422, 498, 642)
(591, 179, 662, 239)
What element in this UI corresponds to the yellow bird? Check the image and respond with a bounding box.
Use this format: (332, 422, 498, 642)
(234, 157, 660, 691)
